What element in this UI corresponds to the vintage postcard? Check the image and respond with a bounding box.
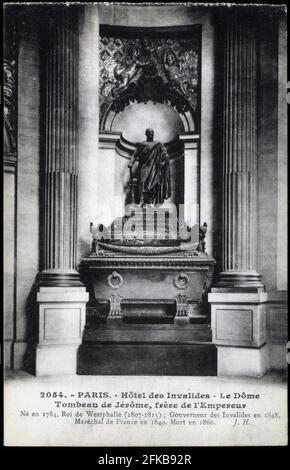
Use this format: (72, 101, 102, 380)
(3, 2, 288, 447)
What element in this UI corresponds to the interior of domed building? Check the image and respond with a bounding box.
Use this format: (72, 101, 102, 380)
(4, 3, 287, 380)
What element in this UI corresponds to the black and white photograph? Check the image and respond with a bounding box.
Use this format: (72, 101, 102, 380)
(3, 2, 288, 447)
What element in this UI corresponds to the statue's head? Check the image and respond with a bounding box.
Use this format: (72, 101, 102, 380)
(145, 128, 154, 141)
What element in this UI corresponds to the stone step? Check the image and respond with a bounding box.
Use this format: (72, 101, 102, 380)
(83, 322, 212, 343)
(87, 303, 209, 321)
(77, 343, 217, 376)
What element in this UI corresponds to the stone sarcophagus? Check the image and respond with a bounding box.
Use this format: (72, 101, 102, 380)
(82, 250, 215, 323)
(79, 210, 217, 375)
(83, 206, 215, 323)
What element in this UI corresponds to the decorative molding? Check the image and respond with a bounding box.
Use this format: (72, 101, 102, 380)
(179, 132, 200, 147)
(175, 293, 188, 317)
(107, 271, 124, 289)
(174, 272, 189, 289)
(4, 153, 17, 169)
(185, 251, 199, 258)
(99, 132, 122, 149)
(108, 293, 122, 317)
(83, 254, 216, 270)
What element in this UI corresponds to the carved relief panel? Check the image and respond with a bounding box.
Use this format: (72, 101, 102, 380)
(99, 25, 201, 129)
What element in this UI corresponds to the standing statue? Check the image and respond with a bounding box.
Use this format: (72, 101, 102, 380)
(128, 128, 171, 206)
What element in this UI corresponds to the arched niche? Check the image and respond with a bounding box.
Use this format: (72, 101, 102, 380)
(98, 101, 200, 227)
(102, 100, 196, 137)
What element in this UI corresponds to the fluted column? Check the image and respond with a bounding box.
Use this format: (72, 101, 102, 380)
(33, 7, 89, 376)
(209, 10, 268, 377)
(216, 12, 263, 290)
(40, 7, 81, 286)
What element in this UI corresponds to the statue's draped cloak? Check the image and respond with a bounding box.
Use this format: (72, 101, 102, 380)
(136, 141, 171, 204)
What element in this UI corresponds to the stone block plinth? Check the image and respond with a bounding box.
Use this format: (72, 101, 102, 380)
(33, 286, 88, 376)
(217, 344, 269, 378)
(208, 292, 269, 378)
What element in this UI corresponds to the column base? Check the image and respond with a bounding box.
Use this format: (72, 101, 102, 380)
(32, 285, 89, 376)
(212, 271, 264, 291)
(217, 344, 269, 378)
(38, 269, 84, 287)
